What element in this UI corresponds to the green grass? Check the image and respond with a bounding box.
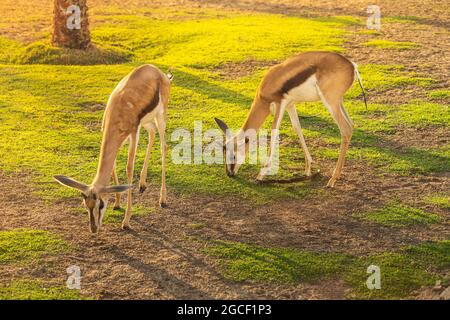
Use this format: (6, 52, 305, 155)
(424, 195, 450, 210)
(0, 280, 86, 300)
(204, 241, 353, 283)
(0, 7, 447, 204)
(352, 64, 434, 92)
(364, 40, 419, 50)
(384, 16, 424, 24)
(70, 204, 153, 224)
(204, 240, 450, 299)
(0, 9, 355, 203)
(346, 253, 436, 299)
(405, 241, 450, 270)
(188, 223, 206, 230)
(0, 2, 448, 301)
(103, 205, 153, 224)
(356, 201, 441, 227)
(13, 42, 133, 65)
(428, 89, 450, 100)
(0, 12, 350, 66)
(0, 229, 70, 264)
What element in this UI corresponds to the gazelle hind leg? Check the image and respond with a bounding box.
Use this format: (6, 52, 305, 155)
(156, 113, 167, 207)
(111, 164, 121, 209)
(139, 124, 156, 193)
(316, 84, 353, 187)
(286, 105, 313, 176)
(340, 98, 354, 127)
(121, 129, 140, 229)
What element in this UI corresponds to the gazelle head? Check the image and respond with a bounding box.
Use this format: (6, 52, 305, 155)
(214, 118, 249, 177)
(54, 175, 130, 234)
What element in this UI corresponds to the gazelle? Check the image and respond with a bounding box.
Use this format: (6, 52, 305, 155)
(54, 64, 172, 233)
(215, 51, 367, 187)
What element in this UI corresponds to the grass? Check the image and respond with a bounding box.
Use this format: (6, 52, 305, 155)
(188, 223, 206, 230)
(0, 229, 70, 264)
(0, 9, 354, 203)
(356, 201, 441, 227)
(0, 1, 448, 301)
(384, 16, 425, 24)
(204, 240, 450, 299)
(204, 241, 353, 283)
(13, 42, 133, 65)
(103, 205, 153, 224)
(364, 40, 419, 50)
(352, 64, 433, 92)
(70, 204, 153, 224)
(0, 7, 447, 204)
(428, 89, 450, 100)
(346, 252, 437, 299)
(0, 280, 86, 300)
(424, 195, 450, 210)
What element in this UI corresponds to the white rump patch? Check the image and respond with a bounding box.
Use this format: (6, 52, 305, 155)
(140, 93, 163, 131)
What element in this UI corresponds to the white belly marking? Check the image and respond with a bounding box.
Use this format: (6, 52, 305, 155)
(285, 75, 320, 102)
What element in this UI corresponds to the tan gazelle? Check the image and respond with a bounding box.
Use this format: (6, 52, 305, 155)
(54, 64, 173, 233)
(214, 51, 367, 187)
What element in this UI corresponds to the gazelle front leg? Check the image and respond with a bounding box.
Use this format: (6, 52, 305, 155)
(156, 113, 167, 207)
(111, 164, 121, 209)
(257, 99, 289, 181)
(139, 126, 156, 193)
(121, 129, 140, 230)
(286, 105, 313, 177)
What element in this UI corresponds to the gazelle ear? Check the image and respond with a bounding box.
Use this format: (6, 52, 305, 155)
(214, 118, 232, 139)
(54, 175, 89, 194)
(98, 185, 131, 194)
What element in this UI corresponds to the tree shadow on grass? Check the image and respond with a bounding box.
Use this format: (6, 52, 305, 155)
(110, 226, 261, 299)
(109, 243, 213, 299)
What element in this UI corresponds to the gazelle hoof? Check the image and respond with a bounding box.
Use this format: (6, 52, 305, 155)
(121, 222, 131, 230)
(139, 185, 147, 193)
(326, 178, 336, 188)
(159, 201, 167, 208)
(113, 206, 121, 211)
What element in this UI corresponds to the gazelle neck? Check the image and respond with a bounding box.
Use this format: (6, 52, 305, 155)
(241, 94, 271, 132)
(92, 128, 124, 188)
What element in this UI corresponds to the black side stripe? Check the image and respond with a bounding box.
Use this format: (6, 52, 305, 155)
(138, 84, 160, 120)
(279, 66, 317, 95)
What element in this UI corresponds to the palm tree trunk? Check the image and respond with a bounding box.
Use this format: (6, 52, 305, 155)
(52, 0, 91, 49)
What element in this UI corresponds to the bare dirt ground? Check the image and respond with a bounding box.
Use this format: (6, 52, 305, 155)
(1, 162, 448, 299)
(1, 0, 449, 299)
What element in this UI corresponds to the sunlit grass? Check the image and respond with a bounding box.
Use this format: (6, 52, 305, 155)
(355, 201, 442, 227)
(0, 7, 447, 204)
(0, 229, 70, 264)
(424, 195, 450, 210)
(0, 280, 88, 300)
(364, 40, 419, 50)
(428, 89, 450, 100)
(204, 240, 450, 299)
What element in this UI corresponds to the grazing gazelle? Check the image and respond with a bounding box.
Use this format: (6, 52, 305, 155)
(54, 65, 173, 233)
(215, 51, 367, 187)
